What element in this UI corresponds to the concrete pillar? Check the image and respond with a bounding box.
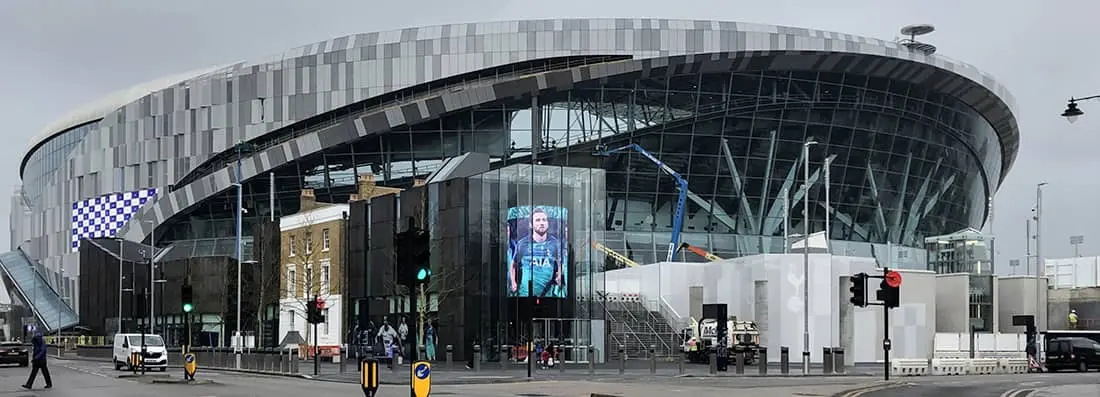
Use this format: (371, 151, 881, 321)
(838, 275, 854, 367)
(754, 280, 769, 350)
(689, 286, 704, 321)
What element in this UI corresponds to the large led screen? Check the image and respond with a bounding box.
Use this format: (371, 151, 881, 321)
(70, 188, 158, 251)
(506, 205, 568, 299)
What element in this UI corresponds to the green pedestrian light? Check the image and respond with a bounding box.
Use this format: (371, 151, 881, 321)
(416, 267, 431, 281)
(182, 303, 194, 313)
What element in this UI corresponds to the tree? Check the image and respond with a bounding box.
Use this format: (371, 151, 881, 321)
(280, 213, 336, 355)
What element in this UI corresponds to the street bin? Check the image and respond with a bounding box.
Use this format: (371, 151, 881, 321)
(780, 346, 790, 374)
(822, 347, 834, 374)
(833, 347, 846, 374)
(734, 346, 745, 374)
(758, 347, 768, 374)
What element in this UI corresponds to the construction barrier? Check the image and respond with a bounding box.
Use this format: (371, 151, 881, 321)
(999, 358, 1028, 374)
(891, 357, 1032, 377)
(890, 359, 929, 376)
(930, 358, 970, 375)
(969, 358, 999, 375)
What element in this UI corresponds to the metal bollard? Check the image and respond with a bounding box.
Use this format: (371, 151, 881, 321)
(419, 345, 427, 362)
(473, 344, 481, 372)
(587, 345, 595, 375)
(649, 344, 657, 374)
(780, 346, 790, 375)
(499, 345, 508, 370)
(558, 346, 565, 373)
(618, 345, 625, 375)
(678, 350, 685, 375)
(735, 347, 745, 374)
(708, 351, 717, 374)
(445, 345, 454, 370)
(291, 351, 300, 373)
(822, 347, 834, 374)
(833, 347, 843, 374)
(758, 347, 768, 375)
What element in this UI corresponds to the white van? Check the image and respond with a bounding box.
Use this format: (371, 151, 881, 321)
(112, 333, 168, 371)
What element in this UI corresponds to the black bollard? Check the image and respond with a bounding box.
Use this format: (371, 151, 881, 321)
(678, 350, 685, 375)
(708, 350, 717, 374)
(587, 345, 595, 375)
(618, 345, 625, 375)
(420, 345, 427, 362)
(649, 345, 657, 374)
(557, 346, 564, 373)
(833, 347, 845, 374)
(780, 346, 790, 375)
(736, 347, 746, 374)
(758, 347, 768, 375)
(822, 347, 834, 374)
(500, 345, 508, 370)
(445, 345, 454, 370)
(473, 344, 481, 372)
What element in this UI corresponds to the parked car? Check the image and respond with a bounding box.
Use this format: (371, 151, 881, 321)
(1045, 337, 1100, 372)
(0, 340, 28, 366)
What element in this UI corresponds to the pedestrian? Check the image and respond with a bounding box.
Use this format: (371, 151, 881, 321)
(424, 323, 436, 361)
(22, 331, 51, 390)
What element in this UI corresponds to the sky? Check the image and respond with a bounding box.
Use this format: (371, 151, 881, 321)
(0, 0, 1097, 273)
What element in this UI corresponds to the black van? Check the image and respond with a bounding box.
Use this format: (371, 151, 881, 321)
(1045, 337, 1100, 372)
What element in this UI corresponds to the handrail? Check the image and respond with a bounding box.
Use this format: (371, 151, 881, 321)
(592, 241, 639, 268)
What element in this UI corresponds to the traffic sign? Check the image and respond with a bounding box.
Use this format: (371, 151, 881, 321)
(884, 271, 902, 288)
(183, 352, 197, 380)
(411, 361, 432, 397)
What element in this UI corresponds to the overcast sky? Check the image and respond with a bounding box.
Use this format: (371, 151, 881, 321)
(0, 0, 1096, 273)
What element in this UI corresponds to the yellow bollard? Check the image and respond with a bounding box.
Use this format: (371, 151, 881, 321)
(361, 359, 379, 397)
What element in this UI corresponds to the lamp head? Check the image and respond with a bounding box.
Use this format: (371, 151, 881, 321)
(1062, 100, 1084, 123)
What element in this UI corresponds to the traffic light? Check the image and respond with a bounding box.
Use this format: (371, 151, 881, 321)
(181, 284, 194, 313)
(879, 275, 901, 309)
(396, 227, 431, 286)
(849, 273, 868, 307)
(307, 296, 326, 324)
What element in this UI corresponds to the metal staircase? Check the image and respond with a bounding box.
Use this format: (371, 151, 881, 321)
(604, 296, 680, 361)
(0, 249, 77, 332)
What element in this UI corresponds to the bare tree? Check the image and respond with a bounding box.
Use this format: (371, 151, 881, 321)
(280, 213, 336, 353)
(253, 220, 281, 347)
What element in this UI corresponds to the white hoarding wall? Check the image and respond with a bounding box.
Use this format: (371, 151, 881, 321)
(1045, 256, 1100, 289)
(584, 253, 946, 363)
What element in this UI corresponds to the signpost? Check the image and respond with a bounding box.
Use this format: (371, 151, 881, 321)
(361, 359, 379, 397)
(411, 360, 432, 397)
(183, 352, 197, 381)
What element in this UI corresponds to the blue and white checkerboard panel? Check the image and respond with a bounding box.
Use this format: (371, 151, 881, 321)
(70, 188, 158, 251)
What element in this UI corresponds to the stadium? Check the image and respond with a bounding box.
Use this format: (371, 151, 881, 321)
(6, 18, 1017, 353)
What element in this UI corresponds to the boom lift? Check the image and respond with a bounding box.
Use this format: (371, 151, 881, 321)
(594, 143, 688, 262)
(591, 241, 640, 268)
(679, 242, 724, 262)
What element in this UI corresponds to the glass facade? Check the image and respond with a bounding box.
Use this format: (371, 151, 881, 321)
(21, 121, 97, 209)
(157, 69, 1002, 266)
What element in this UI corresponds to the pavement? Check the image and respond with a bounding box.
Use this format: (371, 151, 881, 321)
(306, 358, 885, 384)
(0, 359, 903, 397)
(858, 372, 1100, 397)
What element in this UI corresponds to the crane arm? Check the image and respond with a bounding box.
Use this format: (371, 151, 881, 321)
(592, 241, 640, 268)
(679, 242, 724, 262)
(594, 143, 689, 262)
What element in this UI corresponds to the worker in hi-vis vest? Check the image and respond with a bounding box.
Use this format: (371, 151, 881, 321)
(1069, 309, 1079, 329)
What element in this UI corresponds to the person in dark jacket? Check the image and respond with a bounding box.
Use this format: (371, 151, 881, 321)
(22, 331, 51, 389)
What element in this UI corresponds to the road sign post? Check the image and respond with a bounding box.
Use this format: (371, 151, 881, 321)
(411, 360, 431, 397)
(183, 352, 197, 380)
(361, 359, 379, 397)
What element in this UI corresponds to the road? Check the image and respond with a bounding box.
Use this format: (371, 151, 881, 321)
(858, 372, 1100, 397)
(3, 359, 897, 397)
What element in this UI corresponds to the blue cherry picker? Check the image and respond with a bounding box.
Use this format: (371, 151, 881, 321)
(593, 143, 688, 262)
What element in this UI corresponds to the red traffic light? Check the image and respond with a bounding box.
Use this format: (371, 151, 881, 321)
(884, 271, 902, 288)
(315, 297, 326, 310)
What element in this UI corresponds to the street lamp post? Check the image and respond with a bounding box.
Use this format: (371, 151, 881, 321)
(1060, 95, 1100, 123)
(1071, 235, 1084, 257)
(233, 139, 250, 369)
(145, 220, 156, 335)
(117, 238, 124, 333)
(1035, 182, 1047, 332)
(801, 139, 818, 375)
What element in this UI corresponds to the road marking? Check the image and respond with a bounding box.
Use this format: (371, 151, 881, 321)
(1000, 389, 1036, 397)
(836, 382, 908, 397)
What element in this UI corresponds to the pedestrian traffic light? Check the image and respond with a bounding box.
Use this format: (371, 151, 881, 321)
(849, 273, 868, 307)
(308, 296, 327, 324)
(181, 284, 194, 313)
(879, 270, 901, 309)
(416, 265, 431, 283)
(396, 227, 431, 287)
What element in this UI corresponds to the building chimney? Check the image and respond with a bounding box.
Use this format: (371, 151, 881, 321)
(300, 189, 316, 211)
(348, 194, 362, 203)
(357, 174, 375, 197)
(413, 178, 426, 187)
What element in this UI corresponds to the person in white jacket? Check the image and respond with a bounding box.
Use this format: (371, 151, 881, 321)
(377, 319, 398, 367)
